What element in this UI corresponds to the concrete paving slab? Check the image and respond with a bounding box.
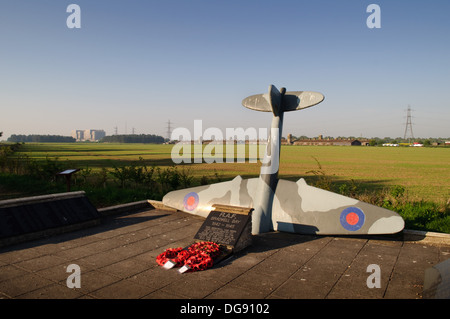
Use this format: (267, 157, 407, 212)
(0, 206, 449, 302)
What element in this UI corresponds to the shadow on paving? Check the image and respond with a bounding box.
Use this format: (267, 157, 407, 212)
(0, 209, 170, 254)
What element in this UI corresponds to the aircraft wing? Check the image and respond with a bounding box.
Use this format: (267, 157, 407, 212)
(162, 176, 404, 235)
(272, 178, 404, 235)
(162, 176, 257, 218)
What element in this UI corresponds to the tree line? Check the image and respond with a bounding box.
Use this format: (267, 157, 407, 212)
(5, 133, 165, 144)
(8, 134, 76, 143)
(101, 134, 165, 144)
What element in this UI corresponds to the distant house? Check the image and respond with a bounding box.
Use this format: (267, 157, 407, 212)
(291, 138, 368, 146)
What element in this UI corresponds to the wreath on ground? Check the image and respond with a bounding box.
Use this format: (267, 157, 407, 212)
(156, 241, 221, 272)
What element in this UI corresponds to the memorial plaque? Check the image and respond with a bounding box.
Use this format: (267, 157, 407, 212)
(0, 191, 100, 247)
(194, 209, 251, 248)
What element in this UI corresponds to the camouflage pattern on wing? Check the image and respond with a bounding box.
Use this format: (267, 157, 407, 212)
(162, 177, 404, 235)
(162, 176, 258, 218)
(272, 178, 404, 235)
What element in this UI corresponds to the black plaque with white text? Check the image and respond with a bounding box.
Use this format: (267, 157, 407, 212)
(194, 210, 251, 247)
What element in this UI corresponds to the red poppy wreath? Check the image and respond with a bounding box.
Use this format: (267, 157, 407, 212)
(156, 241, 221, 272)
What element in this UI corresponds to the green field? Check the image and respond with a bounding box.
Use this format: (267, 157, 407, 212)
(10, 142, 450, 204)
(2, 142, 449, 232)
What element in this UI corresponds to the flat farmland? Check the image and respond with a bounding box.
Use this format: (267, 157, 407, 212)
(282, 145, 449, 203)
(16, 143, 449, 204)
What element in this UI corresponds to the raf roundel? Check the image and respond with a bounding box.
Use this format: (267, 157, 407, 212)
(183, 192, 199, 211)
(340, 207, 365, 231)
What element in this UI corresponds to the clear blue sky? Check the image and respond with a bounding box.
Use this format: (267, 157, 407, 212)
(1, 0, 449, 140)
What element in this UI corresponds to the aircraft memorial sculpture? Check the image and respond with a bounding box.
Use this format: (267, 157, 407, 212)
(163, 85, 405, 236)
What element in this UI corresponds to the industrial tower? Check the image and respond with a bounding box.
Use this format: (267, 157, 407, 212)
(166, 120, 172, 141)
(403, 105, 414, 143)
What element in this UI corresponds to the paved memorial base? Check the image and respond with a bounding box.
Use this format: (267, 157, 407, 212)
(0, 205, 449, 299)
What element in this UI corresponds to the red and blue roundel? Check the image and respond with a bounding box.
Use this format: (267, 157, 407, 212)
(340, 207, 365, 231)
(183, 192, 199, 211)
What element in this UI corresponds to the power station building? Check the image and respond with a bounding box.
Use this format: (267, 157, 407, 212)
(71, 129, 106, 142)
